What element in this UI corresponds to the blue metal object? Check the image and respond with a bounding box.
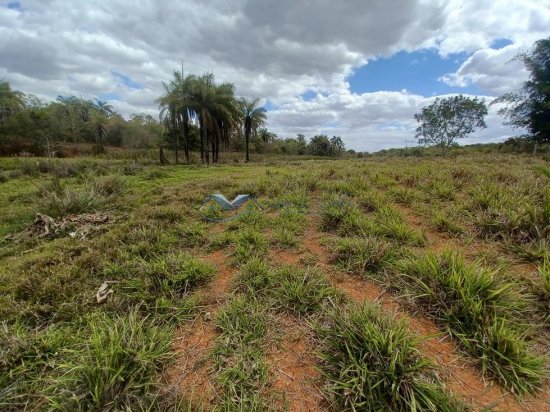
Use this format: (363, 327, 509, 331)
(199, 194, 261, 222)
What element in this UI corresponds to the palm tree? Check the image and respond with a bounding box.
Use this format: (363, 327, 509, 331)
(94, 99, 114, 117)
(157, 72, 196, 163)
(239, 97, 266, 162)
(258, 128, 276, 143)
(0, 81, 25, 127)
(330, 135, 345, 157)
(208, 81, 238, 163)
(91, 112, 109, 145)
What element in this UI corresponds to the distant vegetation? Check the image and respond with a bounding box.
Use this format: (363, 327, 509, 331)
(0, 36, 548, 161)
(0, 74, 346, 162)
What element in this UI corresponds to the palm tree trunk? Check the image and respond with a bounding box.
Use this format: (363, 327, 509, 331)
(200, 123, 205, 164)
(245, 129, 250, 162)
(174, 132, 179, 164)
(183, 122, 190, 164)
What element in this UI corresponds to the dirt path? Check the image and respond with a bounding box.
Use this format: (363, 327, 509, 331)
(301, 211, 549, 412)
(164, 249, 235, 407)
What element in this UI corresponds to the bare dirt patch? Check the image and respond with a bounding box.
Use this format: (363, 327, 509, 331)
(165, 248, 236, 407)
(269, 316, 326, 412)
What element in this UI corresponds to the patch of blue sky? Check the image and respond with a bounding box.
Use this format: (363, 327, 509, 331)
(347, 48, 483, 96)
(263, 99, 276, 111)
(490, 38, 513, 49)
(98, 92, 120, 101)
(300, 90, 317, 101)
(7, 1, 21, 11)
(111, 71, 143, 90)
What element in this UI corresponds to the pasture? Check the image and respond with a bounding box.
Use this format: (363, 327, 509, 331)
(1, 153, 549, 411)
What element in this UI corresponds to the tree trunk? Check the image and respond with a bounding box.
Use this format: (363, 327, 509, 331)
(533, 141, 539, 155)
(245, 130, 250, 162)
(200, 124, 205, 164)
(159, 145, 169, 165)
(183, 122, 190, 164)
(174, 132, 179, 164)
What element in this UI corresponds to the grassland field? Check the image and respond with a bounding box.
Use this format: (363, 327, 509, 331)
(0, 153, 549, 411)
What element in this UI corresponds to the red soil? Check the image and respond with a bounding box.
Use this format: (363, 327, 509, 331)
(300, 211, 550, 412)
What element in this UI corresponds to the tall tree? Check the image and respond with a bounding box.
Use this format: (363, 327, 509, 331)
(330, 135, 345, 157)
(0, 81, 25, 127)
(494, 38, 550, 154)
(239, 97, 266, 162)
(414, 95, 487, 155)
(94, 99, 114, 118)
(157, 72, 196, 163)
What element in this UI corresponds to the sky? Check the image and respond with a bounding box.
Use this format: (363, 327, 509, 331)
(1, 0, 549, 152)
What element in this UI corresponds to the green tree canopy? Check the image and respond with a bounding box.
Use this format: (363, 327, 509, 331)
(414, 95, 487, 154)
(494, 38, 550, 152)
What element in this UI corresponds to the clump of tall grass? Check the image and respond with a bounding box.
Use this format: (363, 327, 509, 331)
(234, 257, 274, 296)
(316, 303, 463, 411)
(319, 195, 359, 232)
(231, 229, 268, 264)
(371, 206, 426, 246)
(272, 266, 341, 316)
(54, 311, 172, 410)
(39, 175, 126, 217)
(431, 212, 464, 235)
(357, 190, 387, 212)
(234, 260, 339, 315)
(212, 296, 272, 410)
(393, 251, 546, 394)
(329, 236, 396, 277)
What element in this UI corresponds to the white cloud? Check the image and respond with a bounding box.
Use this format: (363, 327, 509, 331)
(0, 0, 548, 151)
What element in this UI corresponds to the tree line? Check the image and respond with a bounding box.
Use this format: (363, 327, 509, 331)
(0, 83, 162, 156)
(0, 71, 348, 160)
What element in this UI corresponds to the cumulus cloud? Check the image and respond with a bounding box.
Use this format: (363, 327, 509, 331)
(0, 0, 548, 151)
(439, 45, 528, 96)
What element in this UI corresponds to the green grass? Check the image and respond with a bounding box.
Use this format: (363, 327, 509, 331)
(393, 251, 546, 394)
(53, 311, 173, 410)
(212, 295, 273, 410)
(271, 266, 341, 316)
(316, 303, 463, 411)
(2, 153, 550, 408)
(329, 236, 396, 277)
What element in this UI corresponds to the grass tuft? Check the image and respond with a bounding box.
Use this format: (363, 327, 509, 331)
(316, 303, 463, 411)
(394, 251, 546, 394)
(329, 236, 396, 277)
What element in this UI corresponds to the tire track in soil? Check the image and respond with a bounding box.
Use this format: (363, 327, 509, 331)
(164, 249, 235, 408)
(302, 211, 549, 412)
